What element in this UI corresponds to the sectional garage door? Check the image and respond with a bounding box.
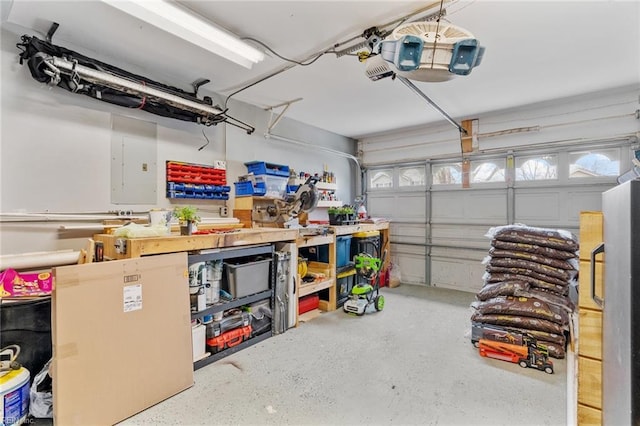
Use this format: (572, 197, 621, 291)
(366, 142, 628, 292)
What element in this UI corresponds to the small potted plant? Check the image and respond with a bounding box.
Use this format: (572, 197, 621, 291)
(328, 206, 356, 225)
(173, 205, 200, 235)
(340, 206, 356, 224)
(327, 207, 342, 225)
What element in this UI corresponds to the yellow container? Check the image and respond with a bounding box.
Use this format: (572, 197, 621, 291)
(353, 230, 379, 238)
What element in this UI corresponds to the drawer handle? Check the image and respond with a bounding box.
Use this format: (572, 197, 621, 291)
(590, 242, 605, 308)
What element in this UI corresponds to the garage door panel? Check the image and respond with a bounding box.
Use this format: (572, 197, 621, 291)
(515, 186, 604, 228)
(393, 194, 425, 221)
(466, 192, 507, 221)
(431, 224, 493, 250)
(396, 253, 425, 285)
(431, 257, 484, 292)
(369, 193, 425, 221)
(431, 247, 486, 262)
(432, 192, 465, 219)
(516, 191, 561, 221)
(369, 195, 396, 217)
(567, 190, 603, 221)
(432, 190, 506, 224)
(391, 223, 426, 238)
(391, 223, 426, 245)
(390, 243, 426, 256)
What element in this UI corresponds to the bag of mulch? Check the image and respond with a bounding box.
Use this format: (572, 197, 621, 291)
(486, 224, 578, 252)
(491, 240, 577, 260)
(488, 248, 578, 271)
(476, 280, 530, 301)
(515, 287, 576, 313)
(487, 257, 575, 281)
(473, 296, 569, 326)
(484, 267, 569, 294)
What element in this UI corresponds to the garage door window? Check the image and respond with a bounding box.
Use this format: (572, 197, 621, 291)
(399, 166, 426, 187)
(432, 163, 462, 185)
(515, 155, 558, 181)
(569, 149, 620, 178)
(369, 169, 393, 189)
(471, 159, 506, 183)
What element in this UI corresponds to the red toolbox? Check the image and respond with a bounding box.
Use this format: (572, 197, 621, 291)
(298, 294, 319, 315)
(206, 325, 252, 354)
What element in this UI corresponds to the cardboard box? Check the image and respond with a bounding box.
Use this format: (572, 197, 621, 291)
(52, 252, 193, 425)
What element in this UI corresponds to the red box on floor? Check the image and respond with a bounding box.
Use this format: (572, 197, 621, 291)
(206, 325, 252, 353)
(298, 294, 319, 315)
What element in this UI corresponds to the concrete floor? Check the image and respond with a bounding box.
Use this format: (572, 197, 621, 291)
(121, 285, 567, 426)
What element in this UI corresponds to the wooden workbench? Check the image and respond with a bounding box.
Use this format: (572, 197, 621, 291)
(331, 222, 391, 273)
(94, 223, 390, 323)
(94, 228, 299, 260)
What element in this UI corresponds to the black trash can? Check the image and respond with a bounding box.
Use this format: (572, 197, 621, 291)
(351, 230, 381, 260)
(0, 297, 52, 383)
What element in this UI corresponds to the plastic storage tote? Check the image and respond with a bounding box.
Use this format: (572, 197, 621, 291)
(244, 161, 290, 177)
(318, 235, 352, 267)
(224, 257, 272, 299)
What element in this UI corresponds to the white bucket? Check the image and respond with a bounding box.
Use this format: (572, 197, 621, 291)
(191, 323, 206, 362)
(0, 367, 30, 426)
(148, 209, 172, 235)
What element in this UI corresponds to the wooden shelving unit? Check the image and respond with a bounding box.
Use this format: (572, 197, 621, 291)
(296, 233, 336, 325)
(577, 211, 604, 425)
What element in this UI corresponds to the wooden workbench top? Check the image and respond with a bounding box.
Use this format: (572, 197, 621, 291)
(94, 228, 299, 259)
(330, 221, 389, 236)
(94, 222, 389, 259)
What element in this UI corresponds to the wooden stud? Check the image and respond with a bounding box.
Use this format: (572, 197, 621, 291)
(460, 119, 474, 154)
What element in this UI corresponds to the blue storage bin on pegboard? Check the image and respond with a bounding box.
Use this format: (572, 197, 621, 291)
(234, 181, 253, 197)
(234, 181, 267, 197)
(244, 161, 290, 177)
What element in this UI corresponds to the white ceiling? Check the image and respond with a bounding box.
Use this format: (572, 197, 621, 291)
(3, 0, 639, 139)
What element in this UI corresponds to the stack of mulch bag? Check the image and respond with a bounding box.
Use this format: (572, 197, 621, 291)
(471, 224, 578, 358)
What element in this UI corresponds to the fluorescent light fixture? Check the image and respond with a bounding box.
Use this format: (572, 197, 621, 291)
(101, 0, 264, 68)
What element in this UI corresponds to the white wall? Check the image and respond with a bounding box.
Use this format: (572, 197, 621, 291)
(0, 28, 356, 256)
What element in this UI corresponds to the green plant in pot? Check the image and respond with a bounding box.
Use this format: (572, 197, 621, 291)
(328, 206, 355, 225)
(341, 206, 356, 223)
(173, 206, 200, 235)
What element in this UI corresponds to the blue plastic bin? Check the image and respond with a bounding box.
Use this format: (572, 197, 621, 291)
(234, 181, 253, 196)
(245, 161, 290, 177)
(319, 235, 352, 267)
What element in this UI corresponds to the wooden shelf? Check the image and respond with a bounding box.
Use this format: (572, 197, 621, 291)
(295, 232, 337, 326)
(315, 182, 337, 191)
(316, 200, 343, 208)
(297, 234, 334, 248)
(299, 278, 335, 298)
(291, 179, 336, 191)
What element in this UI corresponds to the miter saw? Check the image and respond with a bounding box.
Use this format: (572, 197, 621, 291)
(252, 175, 320, 225)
